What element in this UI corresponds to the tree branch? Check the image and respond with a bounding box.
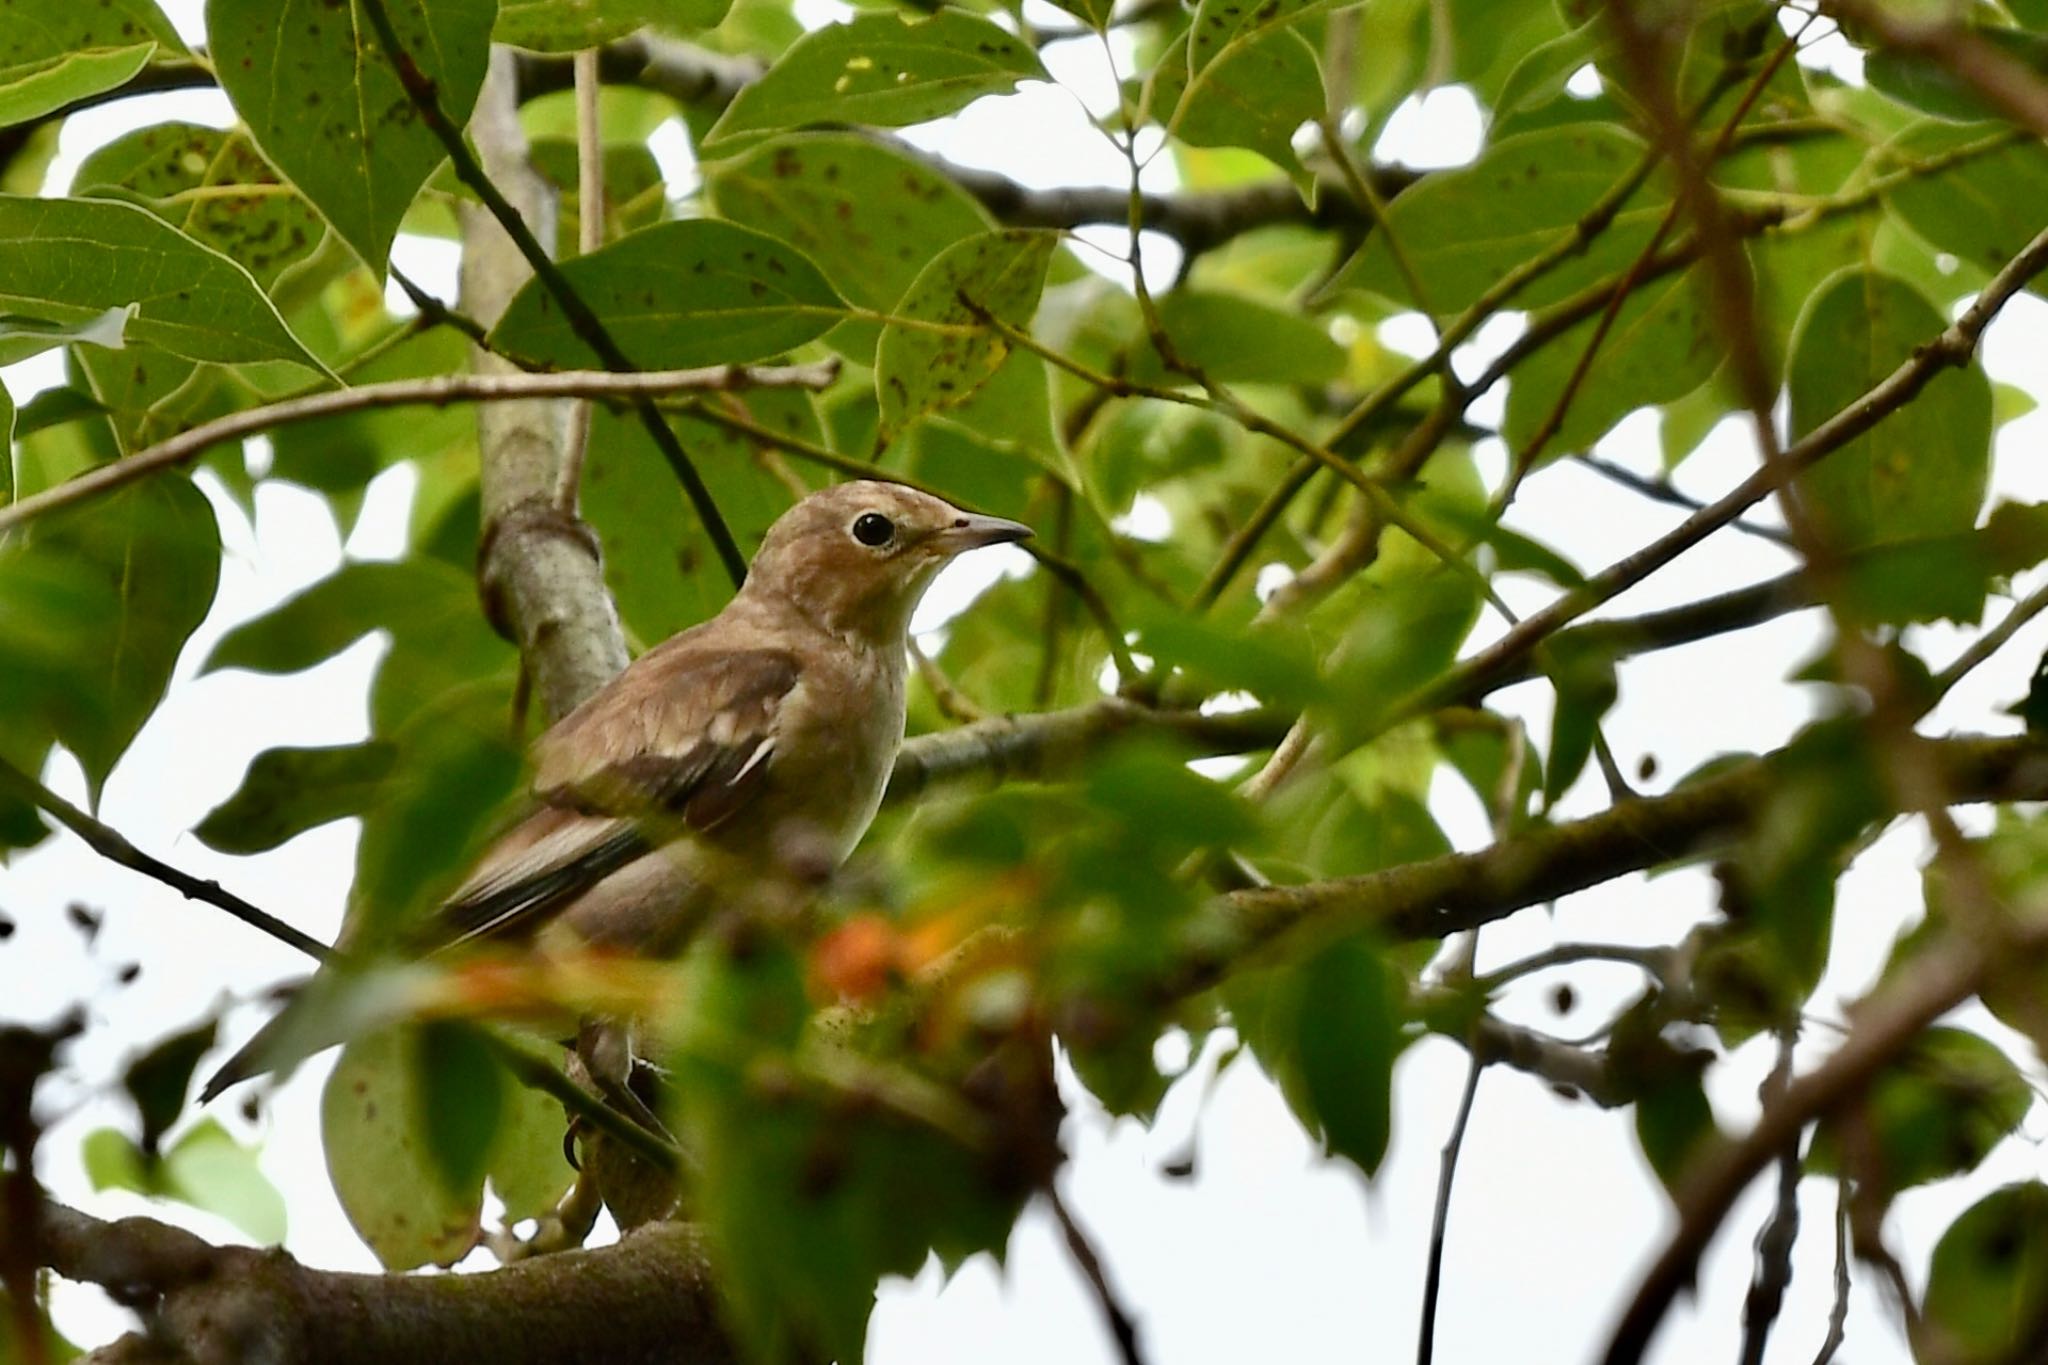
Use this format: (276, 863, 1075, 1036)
(0, 362, 838, 539)
(1202, 734, 2048, 974)
(36, 1201, 740, 1365)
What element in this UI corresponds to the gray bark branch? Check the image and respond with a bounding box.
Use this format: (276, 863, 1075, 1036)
(460, 50, 631, 721)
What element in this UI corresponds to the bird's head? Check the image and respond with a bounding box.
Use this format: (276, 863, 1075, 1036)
(742, 480, 1032, 642)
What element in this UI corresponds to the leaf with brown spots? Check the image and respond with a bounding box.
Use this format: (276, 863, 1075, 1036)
(208, 0, 493, 274)
(73, 122, 332, 292)
(322, 1026, 486, 1270)
(489, 218, 847, 369)
(707, 133, 994, 363)
(699, 11, 1048, 155)
(875, 228, 1055, 443)
(0, 193, 317, 368)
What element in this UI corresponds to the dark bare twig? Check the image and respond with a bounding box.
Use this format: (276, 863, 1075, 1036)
(1574, 454, 1794, 548)
(1048, 1183, 1148, 1365)
(1738, 1034, 1804, 1365)
(1810, 1179, 1851, 1365)
(0, 756, 332, 960)
(1600, 905, 2048, 1365)
(1415, 1054, 1483, 1365)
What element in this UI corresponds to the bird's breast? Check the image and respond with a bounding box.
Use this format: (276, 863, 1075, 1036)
(729, 646, 905, 871)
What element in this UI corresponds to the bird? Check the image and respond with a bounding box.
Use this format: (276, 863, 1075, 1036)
(202, 480, 1031, 1101)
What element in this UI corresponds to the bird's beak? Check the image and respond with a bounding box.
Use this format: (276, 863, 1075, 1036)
(940, 512, 1033, 552)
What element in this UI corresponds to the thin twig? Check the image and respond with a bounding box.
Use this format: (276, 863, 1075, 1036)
(1738, 1033, 1804, 1365)
(1599, 905, 2048, 1365)
(1932, 577, 2048, 696)
(0, 363, 838, 536)
(1574, 454, 1793, 548)
(1047, 1183, 1147, 1365)
(0, 755, 332, 961)
(1415, 1053, 1482, 1365)
(1810, 1179, 1851, 1365)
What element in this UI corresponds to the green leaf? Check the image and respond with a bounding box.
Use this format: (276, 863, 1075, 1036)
(1868, 28, 2048, 124)
(123, 1019, 218, 1156)
(1789, 268, 1992, 549)
(1157, 26, 1323, 184)
(1886, 123, 2048, 278)
(0, 194, 315, 368)
(1130, 289, 1345, 387)
(73, 123, 331, 292)
(1293, 938, 1399, 1175)
(160, 1117, 289, 1243)
(195, 742, 400, 855)
(671, 943, 1023, 1364)
(83, 1120, 288, 1244)
(0, 44, 154, 132)
(348, 679, 523, 943)
(1542, 636, 1617, 805)
(706, 133, 995, 362)
(413, 1021, 505, 1200)
(486, 1070, 577, 1222)
(699, 11, 1048, 154)
(1812, 1028, 2031, 1200)
(0, 0, 185, 130)
(489, 219, 847, 369)
(1136, 612, 1325, 707)
(1040, 0, 1112, 30)
(1186, 0, 1335, 78)
(1921, 1182, 2048, 1365)
(876, 228, 1056, 441)
(204, 556, 512, 733)
(1633, 1070, 1717, 1191)
(1327, 124, 1665, 313)
(1503, 267, 1718, 460)
(3, 478, 219, 800)
(495, 0, 731, 51)
(208, 0, 494, 273)
(323, 1027, 483, 1269)
(1490, 18, 1603, 126)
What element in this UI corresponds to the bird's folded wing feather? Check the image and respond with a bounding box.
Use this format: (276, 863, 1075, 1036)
(433, 644, 802, 948)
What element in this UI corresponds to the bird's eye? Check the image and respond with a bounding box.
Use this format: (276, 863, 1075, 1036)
(851, 512, 896, 547)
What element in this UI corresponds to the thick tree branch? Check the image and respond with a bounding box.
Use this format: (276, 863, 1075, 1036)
(885, 701, 1292, 804)
(0, 362, 837, 538)
(37, 1201, 740, 1365)
(456, 52, 634, 720)
(1203, 734, 2048, 972)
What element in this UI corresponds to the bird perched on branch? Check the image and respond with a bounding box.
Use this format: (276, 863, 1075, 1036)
(203, 480, 1031, 1100)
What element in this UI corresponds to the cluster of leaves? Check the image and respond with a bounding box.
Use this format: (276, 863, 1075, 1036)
(10, 0, 2048, 1357)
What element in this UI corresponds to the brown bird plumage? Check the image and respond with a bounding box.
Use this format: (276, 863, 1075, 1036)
(203, 480, 1029, 1099)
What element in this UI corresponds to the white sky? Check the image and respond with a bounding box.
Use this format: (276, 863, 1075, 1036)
(7, 6, 2048, 1363)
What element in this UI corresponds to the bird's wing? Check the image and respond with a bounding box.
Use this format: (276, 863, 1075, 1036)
(433, 645, 801, 948)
